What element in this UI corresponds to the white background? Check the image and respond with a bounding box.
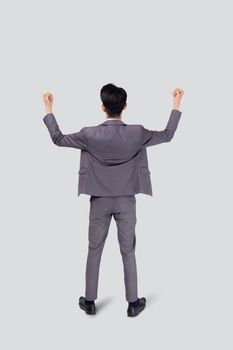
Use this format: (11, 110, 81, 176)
(0, 0, 232, 349)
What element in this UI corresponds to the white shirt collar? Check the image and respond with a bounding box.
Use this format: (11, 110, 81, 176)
(105, 118, 122, 121)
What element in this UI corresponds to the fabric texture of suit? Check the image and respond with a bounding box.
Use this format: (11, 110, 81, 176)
(85, 195, 138, 302)
(43, 109, 182, 197)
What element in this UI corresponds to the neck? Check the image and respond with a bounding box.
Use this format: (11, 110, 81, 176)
(105, 114, 122, 120)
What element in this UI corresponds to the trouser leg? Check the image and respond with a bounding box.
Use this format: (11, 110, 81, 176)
(113, 196, 138, 302)
(85, 196, 112, 301)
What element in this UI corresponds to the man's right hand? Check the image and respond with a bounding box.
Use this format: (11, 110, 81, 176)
(172, 88, 184, 110)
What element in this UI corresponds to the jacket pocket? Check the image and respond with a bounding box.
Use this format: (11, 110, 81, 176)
(140, 166, 151, 175)
(78, 167, 87, 174)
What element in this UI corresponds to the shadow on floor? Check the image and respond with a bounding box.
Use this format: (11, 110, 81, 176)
(144, 292, 159, 307)
(96, 296, 115, 312)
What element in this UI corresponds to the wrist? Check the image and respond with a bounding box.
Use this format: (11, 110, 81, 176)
(46, 107, 53, 114)
(173, 104, 180, 111)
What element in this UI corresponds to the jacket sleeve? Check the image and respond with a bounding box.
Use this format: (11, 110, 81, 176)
(140, 109, 182, 148)
(43, 113, 87, 150)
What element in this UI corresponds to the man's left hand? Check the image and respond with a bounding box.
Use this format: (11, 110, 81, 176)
(43, 92, 54, 114)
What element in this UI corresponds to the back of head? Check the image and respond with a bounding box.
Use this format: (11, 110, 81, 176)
(100, 83, 127, 118)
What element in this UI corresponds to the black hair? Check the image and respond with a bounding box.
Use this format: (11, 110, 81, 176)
(100, 83, 127, 118)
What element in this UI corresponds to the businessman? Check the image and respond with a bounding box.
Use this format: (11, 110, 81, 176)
(42, 83, 184, 317)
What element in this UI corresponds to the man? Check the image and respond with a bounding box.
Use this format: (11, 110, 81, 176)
(42, 83, 184, 317)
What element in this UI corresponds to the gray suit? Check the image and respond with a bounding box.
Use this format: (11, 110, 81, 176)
(43, 109, 182, 301)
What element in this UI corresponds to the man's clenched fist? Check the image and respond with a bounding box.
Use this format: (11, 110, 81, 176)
(43, 92, 54, 113)
(172, 88, 184, 110)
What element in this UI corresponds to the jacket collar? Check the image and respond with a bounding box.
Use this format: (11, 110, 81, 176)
(99, 119, 127, 126)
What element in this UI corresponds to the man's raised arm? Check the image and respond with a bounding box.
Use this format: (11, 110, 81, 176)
(42, 92, 87, 150)
(140, 108, 182, 148)
(43, 113, 87, 150)
(140, 88, 184, 148)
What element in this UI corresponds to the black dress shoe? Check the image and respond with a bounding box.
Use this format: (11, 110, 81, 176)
(79, 296, 96, 315)
(127, 297, 146, 317)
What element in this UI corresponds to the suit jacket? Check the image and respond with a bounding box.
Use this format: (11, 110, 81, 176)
(43, 109, 182, 197)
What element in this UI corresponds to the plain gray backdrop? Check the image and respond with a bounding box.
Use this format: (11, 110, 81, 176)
(1, 0, 232, 349)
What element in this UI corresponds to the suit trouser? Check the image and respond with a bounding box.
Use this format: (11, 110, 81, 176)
(85, 195, 138, 302)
